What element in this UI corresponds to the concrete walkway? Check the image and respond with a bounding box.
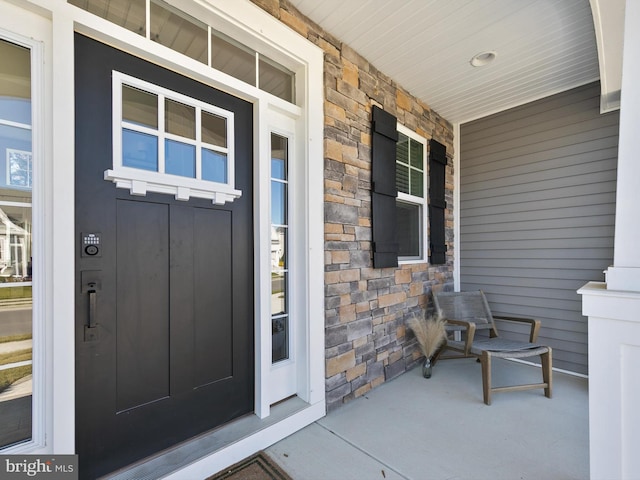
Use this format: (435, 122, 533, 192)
(266, 359, 589, 480)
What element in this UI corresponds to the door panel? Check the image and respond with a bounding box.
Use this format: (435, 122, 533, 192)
(193, 207, 233, 386)
(74, 34, 254, 479)
(116, 200, 170, 412)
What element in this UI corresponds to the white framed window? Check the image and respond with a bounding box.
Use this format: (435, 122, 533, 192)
(106, 71, 241, 204)
(396, 124, 427, 262)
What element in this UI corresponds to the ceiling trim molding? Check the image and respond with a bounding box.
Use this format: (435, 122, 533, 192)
(458, 77, 600, 125)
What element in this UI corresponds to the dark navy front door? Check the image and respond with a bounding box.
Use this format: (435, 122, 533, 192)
(74, 34, 254, 479)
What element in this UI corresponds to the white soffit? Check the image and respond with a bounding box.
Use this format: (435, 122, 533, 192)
(287, 0, 601, 124)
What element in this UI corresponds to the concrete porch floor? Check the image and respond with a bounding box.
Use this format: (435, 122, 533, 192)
(266, 358, 589, 480)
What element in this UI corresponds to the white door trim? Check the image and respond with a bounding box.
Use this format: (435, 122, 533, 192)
(2, 0, 325, 465)
(0, 2, 52, 454)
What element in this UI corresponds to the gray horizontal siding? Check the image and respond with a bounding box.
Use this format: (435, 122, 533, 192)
(459, 82, 618, 375)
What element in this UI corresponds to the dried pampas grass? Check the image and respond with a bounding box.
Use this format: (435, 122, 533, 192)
(407, 314, 447, 359)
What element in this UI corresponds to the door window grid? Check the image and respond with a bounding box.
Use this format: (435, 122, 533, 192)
(108, 71, 240, 204)
(68, 0, 295, 103)
(396, 128, 427, 261)
(271, 133, 289, 363)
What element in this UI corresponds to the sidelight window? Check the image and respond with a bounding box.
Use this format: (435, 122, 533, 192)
(107, 71, 239, 204)
(0, 36, 34, 450)
(271, 133, 289, 363)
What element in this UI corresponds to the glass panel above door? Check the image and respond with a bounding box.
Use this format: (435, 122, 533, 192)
(211, 32, 256, 86)
(259, 57, 294, 103)
(68, 0, 297, 103)
(150, 0, 207, 65)
(0, 37, 33, 450)
(68, 0, 146, 35)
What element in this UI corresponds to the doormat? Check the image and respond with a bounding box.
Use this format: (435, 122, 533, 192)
(206, 451, 293, 480)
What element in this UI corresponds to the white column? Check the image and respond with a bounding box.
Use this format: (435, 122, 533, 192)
(580, 1, 640, 479)
(605, 0, 640, 292)
(579, 284, 640, 480)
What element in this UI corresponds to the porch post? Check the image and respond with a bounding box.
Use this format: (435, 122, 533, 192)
(579, 1, 640, 479)
(605, 0, 640, 292)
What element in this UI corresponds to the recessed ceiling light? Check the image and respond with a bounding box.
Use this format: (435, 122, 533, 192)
(470, 51, 497, 67)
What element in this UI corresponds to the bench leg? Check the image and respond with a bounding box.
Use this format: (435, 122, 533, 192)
(481, 351, 492, 405)
(541, 347, 552, 398)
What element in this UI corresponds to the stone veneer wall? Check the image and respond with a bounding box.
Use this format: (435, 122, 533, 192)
(251, 0, 455, 411)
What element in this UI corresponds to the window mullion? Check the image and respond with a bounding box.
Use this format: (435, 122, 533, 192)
(145, 0, 151, 40)
(195, 106, 202, 180)
(207, 25, 212, 68)
(255, 52, 259, 88)
(158, 93, 165, 174)
(121, 121, 158, 136)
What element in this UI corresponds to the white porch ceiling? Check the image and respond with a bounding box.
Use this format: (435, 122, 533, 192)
(287, 0, 601, 124)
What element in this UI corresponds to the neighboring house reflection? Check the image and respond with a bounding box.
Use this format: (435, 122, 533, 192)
(0, 205, 31, 281)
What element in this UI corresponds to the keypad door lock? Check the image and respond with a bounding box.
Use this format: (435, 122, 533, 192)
(81, 232, 102, 257)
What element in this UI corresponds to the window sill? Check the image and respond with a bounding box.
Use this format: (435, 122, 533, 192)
(104, 168, 241, 204)
(398, 258, 427, 266)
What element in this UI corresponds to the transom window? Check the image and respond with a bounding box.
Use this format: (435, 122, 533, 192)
(68, 0, 295, 103)
(106, 71, 240, 204)
(396, 125, 427, 261)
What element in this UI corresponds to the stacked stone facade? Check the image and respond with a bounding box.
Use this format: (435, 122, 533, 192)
(251, 0, 455, 410)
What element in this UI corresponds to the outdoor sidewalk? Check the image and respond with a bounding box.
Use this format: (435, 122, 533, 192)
(0, 339, 32, 402)
(266, 359, 589, 480)
(0, 337, 32, 448)
(0, 339, 31, 354)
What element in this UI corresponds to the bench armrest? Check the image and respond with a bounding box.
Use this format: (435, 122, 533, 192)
(493, 316, 541, 343)
(444, 319, 477, 355)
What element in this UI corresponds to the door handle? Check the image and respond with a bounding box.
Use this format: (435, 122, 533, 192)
(85, 281, 99, 342)
(88, 283, 97, 328)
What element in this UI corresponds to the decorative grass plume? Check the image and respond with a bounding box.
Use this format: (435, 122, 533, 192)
(407, 314, 447, 359)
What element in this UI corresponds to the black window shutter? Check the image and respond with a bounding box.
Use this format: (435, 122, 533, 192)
(429, 139, 447, 264)
(371, 105, 399, 268)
